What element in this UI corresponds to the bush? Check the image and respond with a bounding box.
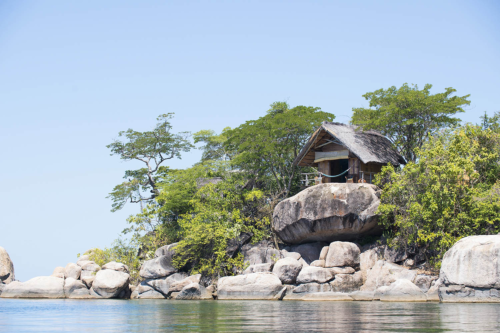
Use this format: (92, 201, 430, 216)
(376, 124, 500, 267)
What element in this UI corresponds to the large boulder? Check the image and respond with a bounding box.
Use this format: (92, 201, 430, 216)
(102, 262, 129, 273)
(440, 235, 500, 289)
(154, 243, 178, 258)
(1, 276, 65, 298)
(243, 263, 274, 275)
(217, 273, 284, 300)
(360, 260, 417, 291)
(167, 274, 202, 293)
(134, 280, 165, 299)
(325, 242, 360, 268)
(0, 246, 15, 284)
(78, 260, 101, 278)
(64, 263, 82, 280)
(241, 240, 282, 265)
(273, 183, 381, 244)
(64, 278, 91, 299)
(359, 245, 384, 281)
(91, 270, 130, 298)
(292, 283, 332, 294)
(330, 271, 363, 293)
(281, 243, 324, 264)
(146, 272, 188, 296)
(272, 257, 303, 284)
(139, 255, 177, 279)
(296, 266, 335, 284)
(51, 267, 65, 279)
(375, 279, 426, 302)
(176, 283, 213, 300)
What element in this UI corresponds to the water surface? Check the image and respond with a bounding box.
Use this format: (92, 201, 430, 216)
(1, 299, 499, 332)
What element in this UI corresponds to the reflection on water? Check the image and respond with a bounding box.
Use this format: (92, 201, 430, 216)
(0, 299, 499, 332)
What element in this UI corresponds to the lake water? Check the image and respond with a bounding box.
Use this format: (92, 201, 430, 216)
(1, 299, 499, 332)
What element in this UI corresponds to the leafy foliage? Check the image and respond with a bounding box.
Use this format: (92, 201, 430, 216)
(172, 173, 273, 277)
(107, 114, 193, 212)
(352, 83, 470, 162)
(193, 127, 234, 162)
(225, 102, 335, 198)
(376, 124, 500, 267)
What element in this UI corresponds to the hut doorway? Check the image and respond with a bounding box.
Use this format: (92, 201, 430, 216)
(329, 159, 348, 183)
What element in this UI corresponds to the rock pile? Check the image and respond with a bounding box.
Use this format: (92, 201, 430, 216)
(0, 251, 131, 299)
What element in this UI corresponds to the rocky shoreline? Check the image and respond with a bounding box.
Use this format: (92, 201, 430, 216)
(2, 184, 499, 303)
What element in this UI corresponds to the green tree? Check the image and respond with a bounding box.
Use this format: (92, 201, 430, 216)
(225, 102, 335, 198)
(173, 173, 272, 277)
(376, 124, 500, 267)
(193, 127, 233, 162)
(106, 113, 193, 212)
(351, 83, 470, 162)
(481, 111, 500, 131)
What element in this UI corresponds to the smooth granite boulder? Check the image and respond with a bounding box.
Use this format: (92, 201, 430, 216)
(82, 276, 95, 289)
(282, 243, 324, 264)
(243, 263, 274, 274)
(139, 255, 177, 279)
(359, 246, 384, 281)
(325, 242, 360, 268)
(176, 283, 213, 300)
(134, 281, 165, 299)
(0, 283, 5, 295)
(0, 246, 15, 284)
(293, 283, 332, 293)
(64, 278, 91, 299)
(438, 285, 500, 303)
(91, 270, 130, 298)
(280, 250, 301, 260)
(168, 274, 202, 293)
(64, 263, 82, 280)
(78, 260, 101, 279)
(296, 266, 335, 284)
(273, 183, 381, 244)
(51, 267, 65, 279)
(310, 260, 325, 267)
(102, 262, 129, 274)
(414, 274, 438, 293)
(1, 276, 65, 298)
(330, 271, 363, 293)
(241, 240, 282, 265)
(360, 260, 417, 291)
(217, 273, 283, 300)
(146, 272, 188, 296)
(154, 243, 178, 258)
(440, 235, 500, 289)
(272, 257, 303, 284)
(375, 279, 426, 302)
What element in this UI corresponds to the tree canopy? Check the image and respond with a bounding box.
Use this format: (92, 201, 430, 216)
(351, 83, 470, 162)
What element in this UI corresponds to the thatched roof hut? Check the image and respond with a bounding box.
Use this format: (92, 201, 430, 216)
(294, 122, 405, 184)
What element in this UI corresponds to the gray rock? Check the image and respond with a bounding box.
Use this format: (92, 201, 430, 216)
(51, 267, 65, 279)
(226, 233, 252, 258)
(375, 279, 426, 302)
(293, 283, 332, 293)
(273, 183, 382, 244)
(77, 261, 101, 273)
(360, 260, 417, 291)
(77, 255, 90, 263)
(243, 263, 274, 274)
(154, 243, 178, 258)
(325, 242, 360, 268)
(330, 266, 355, 275)
(168, 274, 202, 293)
(146, 272, 188, 295)
(310, 260, 325, 267)
(296, 266, 335, 284)
(319, 246, 329, 260)
(1, 276, 65, 298)
(272, 257, 303, 284)
(330, 271, 363, 293)
(139, 255, 177, 279)
(64, 263, 82, 280)
(176, 283, 213, 300)
(135, 281, 165, 299)
(283, 243, 324, 264)
(414, 274, 438, 293)
(426, 278, 442, 302)
(64, 278, 91, 299)
(349, 290, 375, 301)
(440, 235, 500, 289)
(241, 240, 282, 265)
(102, 262, 129, 273)
(280, 250, 301, 260)
(217, 273, 283, 300)
(81, 276, 95, 289)
(91, 270, 130, 298)
(359, 246, 384, 281)
(0, 246, 15, 284)
(439, 285, 500, 303)
(0, 283, 5, 295)
(383, 245, 408, 263)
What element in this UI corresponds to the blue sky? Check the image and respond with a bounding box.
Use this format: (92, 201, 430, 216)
(1, 1, 499, 281)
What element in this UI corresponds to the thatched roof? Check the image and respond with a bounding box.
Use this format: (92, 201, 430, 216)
(294, 122, 406, 166)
